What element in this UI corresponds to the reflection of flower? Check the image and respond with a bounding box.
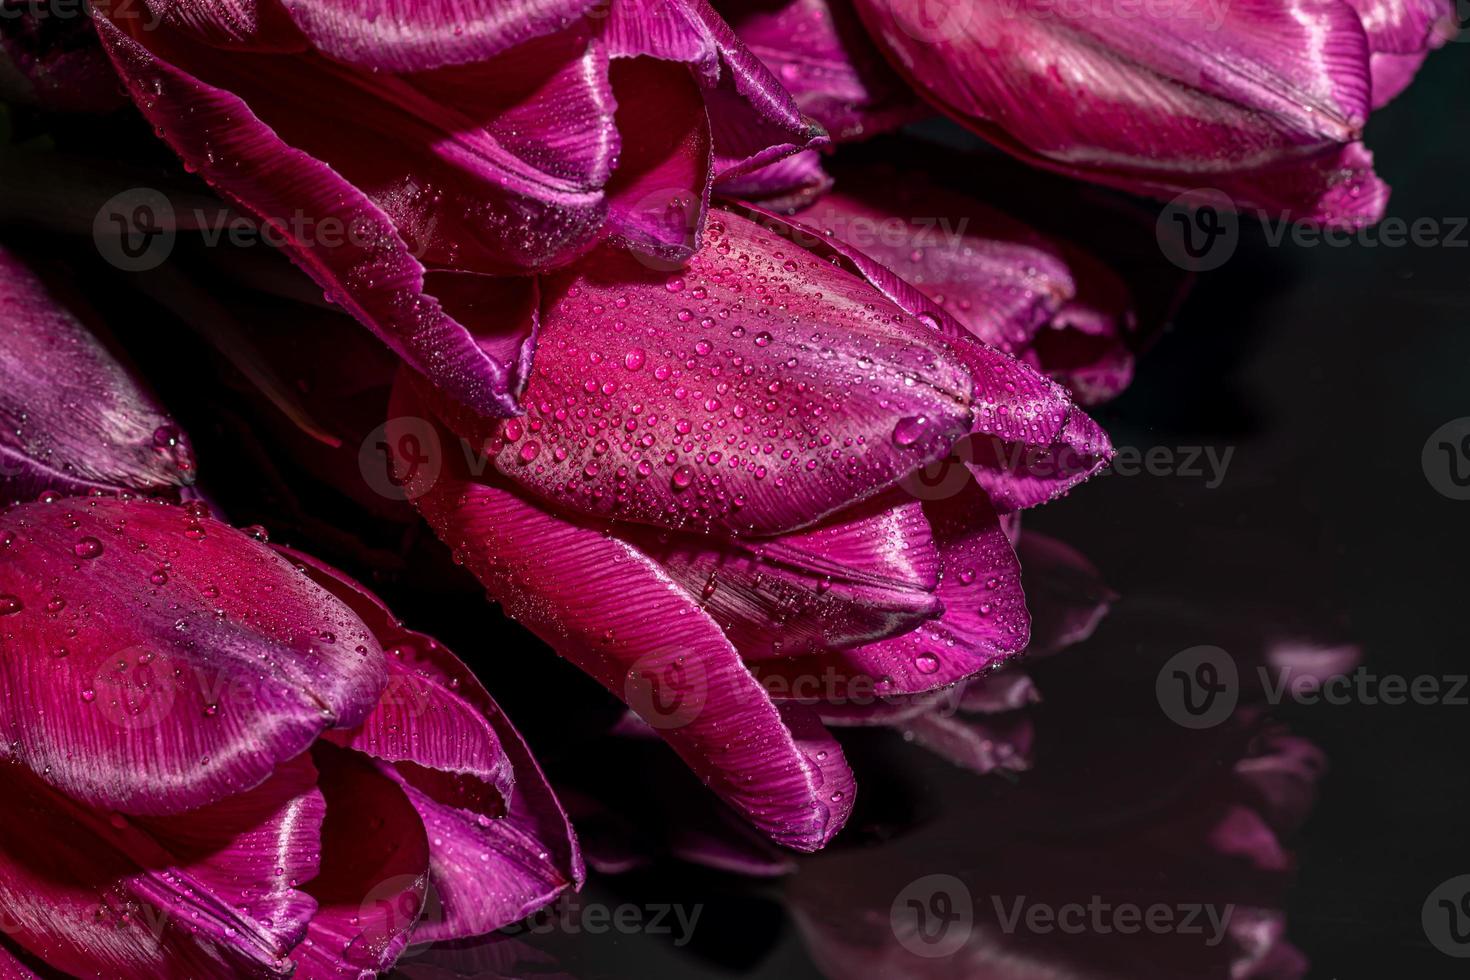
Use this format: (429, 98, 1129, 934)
(395, 204, 1112, 851)
(786, 595, 1360, 980)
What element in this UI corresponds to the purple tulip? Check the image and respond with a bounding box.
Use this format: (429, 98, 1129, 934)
(387, 205, 1112, 850)
(0, 496, 581, 977)
(846, 0, 1455, 226)
(89, 0, 826, 417)
(0, 245, 196, 500)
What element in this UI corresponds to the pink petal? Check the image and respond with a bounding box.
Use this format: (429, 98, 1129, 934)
(714, 0, 926, 141)
(0, 755, 324, 978)
(604, 0, 828, 178)
(397, 391, 856, 850)
(1342, 0, 1457, 105)
(0, 497, 386, 814)
(92, 15, 606, 416)
(745, 203, 1114, 510)
(277, 0, 597, 72)
(824, 481, 1028, 695)
(852, 0, 1388, 227)
(288, 744, 430, 979)
(285, 550, 583, 941)
(0, 246, 195, 498)
(714, 149, 834, 212)
(602, 57, 713, 266)
(800, 162, 1139, 404)
(638, 492, 942, 658)
(424, 207, 978, 537)
(1345, 0, 1456, 54)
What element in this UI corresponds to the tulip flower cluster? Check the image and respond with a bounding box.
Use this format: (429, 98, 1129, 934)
(0, 0, 1447, 974)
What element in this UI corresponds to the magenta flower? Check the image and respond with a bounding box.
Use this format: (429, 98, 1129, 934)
(387, 205, 1111, 850)
(89, 0, 825, 417)
(786, 0, 1454, 226)
(0, 496, 580, 976)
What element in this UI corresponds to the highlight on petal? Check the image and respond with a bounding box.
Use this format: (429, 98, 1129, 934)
(0, 496, 386, 815)
(421, 206, 978, 537)
(0, 754, 324, 978)
(0, 246, 195, 499)
(278, 0, 599, 72)
(286, 549, 584, 941)
(851, 0, 1390, 227)
(393, 382, 856, 851)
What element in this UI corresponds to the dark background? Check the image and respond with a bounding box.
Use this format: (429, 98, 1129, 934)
(6, 26, 1467, 980)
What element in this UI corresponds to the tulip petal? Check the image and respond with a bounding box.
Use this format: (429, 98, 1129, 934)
(603, 57, 713, 265)
(288, 743, 430, 979)
(0, 246, 195, 499)
(0, 497, 386, 815)
(604, 0, 828, 177)
(278, 0, 598, 72)
(715, 149, 834, 212)
(754, 479, 1027, 697)
(93, 15, 604, 415)
(714, 0, 926, 140)
(0, 755, 324, 978)
(800, 164, 1138, 404)
(744, 204, 1113, 510)
(426, 206, 976, 536)
(399, 392, 856, 850)
(1343, 0, 1456, 106)
(0, 943, 40, 979)
(286, 550, 583, 941)
(639, 492, 941, 657)
(852, 0, 1387, 226)
(802, 177, 1077, 353)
